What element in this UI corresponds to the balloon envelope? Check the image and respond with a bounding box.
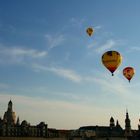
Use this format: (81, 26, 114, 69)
(123, 67, 135, 82)
(102, 51, 122, 76)
(86, 27, 94, 36)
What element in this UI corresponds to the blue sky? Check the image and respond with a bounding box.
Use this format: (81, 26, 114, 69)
(1, 0, 140, 129)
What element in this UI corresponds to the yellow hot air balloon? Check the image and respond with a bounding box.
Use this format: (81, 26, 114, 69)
(102, 51, 122, 76)
(86, 27, 94, 36)
(123, 67, 135, 82)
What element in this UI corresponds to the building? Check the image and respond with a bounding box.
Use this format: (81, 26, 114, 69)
(124, 110, 132, 137)
(0, 100, 48, 137)
(3, 100, 16, 125)
(70, 112, 140, 140)
(1, 100, 140, 140)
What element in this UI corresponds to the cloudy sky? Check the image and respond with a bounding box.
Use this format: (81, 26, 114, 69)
(1, 0, 140, 129)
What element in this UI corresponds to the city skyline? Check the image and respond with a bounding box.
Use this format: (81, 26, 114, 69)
(1, 0, 140, 129)
(0, 100, 135, 130)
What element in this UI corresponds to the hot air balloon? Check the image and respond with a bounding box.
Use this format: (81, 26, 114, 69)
(123, 67, 135, 82)
(86, 27, 94, 36)
(102, 51, 122, 76)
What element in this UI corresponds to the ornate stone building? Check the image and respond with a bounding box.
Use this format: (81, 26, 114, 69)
(0, 100, 48, 137)
(3, 100, 16, 125)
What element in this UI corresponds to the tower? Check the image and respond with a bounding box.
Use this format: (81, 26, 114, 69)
(116, 120, 120, 127)
(8, 100, 13, 111)
(3, 100, 16, 125)
(16, 116, 20, 126)
(124, 110, 132, 137)
(110, 116, 115, 128)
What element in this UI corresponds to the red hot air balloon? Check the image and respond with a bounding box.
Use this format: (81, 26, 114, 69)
(123, 67, 135, 82)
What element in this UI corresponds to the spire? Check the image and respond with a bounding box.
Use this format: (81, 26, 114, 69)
(8, 100, 13, 112)
(9, 100, 12, 105)
(116, 120, 119, 126)
(126, 109, 129, 121)
(125, 109, 132, 136)
(110, 116, 115, 127)
(126, 108, 128, 114)
(16, 116, 20, 126)
(116, 120, 121, 128)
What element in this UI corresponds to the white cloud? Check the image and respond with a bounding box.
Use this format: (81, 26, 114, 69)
(32, 63, 132, 94)
(45, 34, 65, 49)
(50, 67, 82, 83)
(0, 83, 10, 89)
(95, 40, 116, 53)
(70, 17, 85, 28)
(32, 64, 82, 83)
(0, 45, 47, 64)
(0, 47, 47, 58)
(32, 63, 133, 97)
(128, 46, 140, 52)
(94, 25, 102, 30)
(87, 41, 98, 49)
(83, 71, 131, 98)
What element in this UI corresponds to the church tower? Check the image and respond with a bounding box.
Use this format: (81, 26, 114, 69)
(16, 116, 20, 126)
(124, 110, 132, 137)
(110, 116, 115, 128)
(8, 100, 13, 111)
(3, 100, 16, 125)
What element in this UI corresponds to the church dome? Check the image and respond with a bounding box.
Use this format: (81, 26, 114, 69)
(38, 122, 45, 127)
(21, 120, 29, 127)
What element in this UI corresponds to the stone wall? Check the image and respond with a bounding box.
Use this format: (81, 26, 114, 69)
(96, 138, 127, 140)
(0, 137, 66, 140)
(72, 137, 127, 140)
(0, 137, 128, 140)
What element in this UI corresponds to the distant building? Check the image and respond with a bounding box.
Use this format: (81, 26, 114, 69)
(1, 100, 140, 140)
(3, 100, 16, 125)
(0, 100, 48, 137)
(70, 112, 140, 140)
(124, 110, 132, 137)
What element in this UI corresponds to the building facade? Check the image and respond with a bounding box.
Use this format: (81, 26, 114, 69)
(70, 112, 140, 140)
(0, 100, 48, 137)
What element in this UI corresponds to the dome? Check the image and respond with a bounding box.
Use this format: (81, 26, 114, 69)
(38, 122, 45, 127)
(21, 120, 29, 126)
